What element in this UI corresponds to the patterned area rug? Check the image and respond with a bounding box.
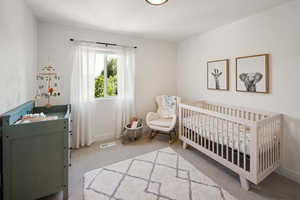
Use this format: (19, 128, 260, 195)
(84, 147, 237, 200)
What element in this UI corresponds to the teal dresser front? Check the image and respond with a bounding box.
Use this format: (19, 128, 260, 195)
(0, 101, 71, 200)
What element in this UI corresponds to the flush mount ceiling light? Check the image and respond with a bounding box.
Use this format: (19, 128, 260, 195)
(145, 0, 168, 6)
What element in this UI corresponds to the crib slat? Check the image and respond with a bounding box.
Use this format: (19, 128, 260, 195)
(217, 118, 219, 156)
(266, 124, 268, 170)
(190, 110, 193, 140)
(182, 108, 184, 137)
(195, 111, 198, 143)
(274, 121, 277, 167)
(267, 123, 272, 168)
(185, 108, 188, 138)
(205, 115, 207, 149)
(181, 108, 186, 137)
(211, 117, 216, 153)
(231, 122, 234, 164)
(221, 119, 224, 158)
(243, 125, 246, 171)
(182, 108, 185, 138)
(269, 121, 273, 168)
(194, 111, 197, 144)
(273, 121, 276, 166)
(276, 120, 280, 167)
(186, 109, 188, 138)
(267, 122, 270, 169)
(199, 114, 202, 146)
(262, 125, 265, 172)
(226, 121, 229, 160)
(192, 110, 194, 141)
(263, 125, 266, 172)
(260, 126, 263, 173)
(274, 120, 277, 166)
(272, 120, 275, 166)
(201, 114, 204, 147)
(187, 109, 190, 139)
(259, 127, 262, 173)
(208, 116, 211, 151)
(237, 123, 240, 168)
(183, 108, 186, 138)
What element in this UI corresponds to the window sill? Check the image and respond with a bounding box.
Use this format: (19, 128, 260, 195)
(94, 97, 118, 101)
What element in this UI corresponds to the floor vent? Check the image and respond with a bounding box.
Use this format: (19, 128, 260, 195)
(99, 141, 117, 149)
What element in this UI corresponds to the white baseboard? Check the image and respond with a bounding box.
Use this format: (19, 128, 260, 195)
(276, 167, 300, 184)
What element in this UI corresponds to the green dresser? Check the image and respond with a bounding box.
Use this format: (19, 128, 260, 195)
(0, 101, 71, 200)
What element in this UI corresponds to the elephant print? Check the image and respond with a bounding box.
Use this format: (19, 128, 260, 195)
(211, 68, 222, 89)
(239, 73, 263, 92)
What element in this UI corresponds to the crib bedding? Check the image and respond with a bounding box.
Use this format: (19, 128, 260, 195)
(183, 115, 251, 154)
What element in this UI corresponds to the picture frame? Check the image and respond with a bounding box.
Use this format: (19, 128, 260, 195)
(207, 59, 229, 90)
(236, 54, 269, 93)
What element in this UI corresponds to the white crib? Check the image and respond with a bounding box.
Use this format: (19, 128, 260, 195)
(179, 100, 282, 190)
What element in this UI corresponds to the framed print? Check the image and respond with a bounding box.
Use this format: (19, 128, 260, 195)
(236, 54, 269, 93)
(207, 59, 229, 90)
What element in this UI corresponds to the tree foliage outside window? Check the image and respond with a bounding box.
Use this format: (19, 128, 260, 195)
(95, 57, 118, 98)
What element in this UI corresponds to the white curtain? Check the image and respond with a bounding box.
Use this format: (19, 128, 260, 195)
(71, 44, 136, 147)
(115, 49, 136, 138)
(70, 45, 97, 148)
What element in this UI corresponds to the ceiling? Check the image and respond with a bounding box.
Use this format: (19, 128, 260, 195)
(25, 0, 291, 41)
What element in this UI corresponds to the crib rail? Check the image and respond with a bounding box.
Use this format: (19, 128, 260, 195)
(256, 115, 282, 182)
(190, 100, 275, 121)
(179, 102, 282, 185)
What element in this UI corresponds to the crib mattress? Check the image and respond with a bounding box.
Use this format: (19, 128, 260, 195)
(182, 116, 251, 154)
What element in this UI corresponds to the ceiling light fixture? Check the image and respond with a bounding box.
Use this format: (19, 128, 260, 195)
(145, 0, 168, 6)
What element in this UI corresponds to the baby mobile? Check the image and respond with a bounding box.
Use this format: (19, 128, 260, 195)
(36, 60, 61, 108)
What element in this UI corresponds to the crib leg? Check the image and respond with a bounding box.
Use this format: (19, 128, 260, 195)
(240, 176, 250, 191)
(183, 142, 187, 149)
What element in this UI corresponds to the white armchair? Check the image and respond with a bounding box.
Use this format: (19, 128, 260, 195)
(146, 95, 181, 143)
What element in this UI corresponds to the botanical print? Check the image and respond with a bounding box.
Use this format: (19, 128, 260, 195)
(207, 59, 229, 90)
(236, 54, 268, 93)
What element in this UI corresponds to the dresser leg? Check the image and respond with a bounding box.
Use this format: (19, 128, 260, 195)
(63, 187, 69, 200)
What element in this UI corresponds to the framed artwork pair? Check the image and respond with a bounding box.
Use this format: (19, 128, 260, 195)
(207, 54, 269, 93)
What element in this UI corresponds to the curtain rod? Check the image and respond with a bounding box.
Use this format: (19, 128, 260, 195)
(69, 38, 137, 49)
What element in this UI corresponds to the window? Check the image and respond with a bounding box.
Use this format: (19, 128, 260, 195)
(95, 53, 118, 98)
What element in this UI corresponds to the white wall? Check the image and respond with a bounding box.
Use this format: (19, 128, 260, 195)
(37, 22, 177, 141)
(0, 0, 37, 114)
(176, 0, 300, 183)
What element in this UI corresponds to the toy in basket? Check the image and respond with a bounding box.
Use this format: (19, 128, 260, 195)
(121, 117, 143, 144)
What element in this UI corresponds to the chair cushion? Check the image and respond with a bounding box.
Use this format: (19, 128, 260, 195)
(157, 95, 177, 118)
(149, 118, 173, 128)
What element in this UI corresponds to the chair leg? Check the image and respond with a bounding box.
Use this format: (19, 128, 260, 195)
(169, 129, 176, 144)
(148, 129, 153, 139)
(149, 130, 157, 139)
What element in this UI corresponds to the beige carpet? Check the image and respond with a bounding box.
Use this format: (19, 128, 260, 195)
(84, 147, 236, 200)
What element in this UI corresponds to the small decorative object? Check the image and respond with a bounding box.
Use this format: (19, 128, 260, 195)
(236, 54, 269, 93)
(122, 117, 143, 144)
(207, 59, 229, 90)
(36, 60, 61, 107)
